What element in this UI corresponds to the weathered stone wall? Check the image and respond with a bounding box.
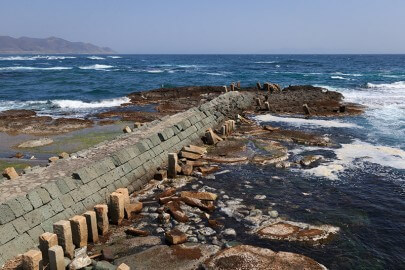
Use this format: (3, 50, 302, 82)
(0, 91, 254, 264)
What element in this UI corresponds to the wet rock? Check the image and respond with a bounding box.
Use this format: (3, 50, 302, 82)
(203, 245, 326, 270)
(275, 161, 291, 169)
(254, 195, 266, 200)
(2, 167, 19, 179)
(180, 191, 217, 201)
(166, 201, 189, 223)
(166, 229, 187, 245)
(125, 228, 149, 237)
(17, 137, 54, 148)
(300, 155, 322, 167)
(181, 196, 215, 212)
(115, 244, 220, 270)
(223, 228, 236, 237)
(198, 227, 216, 237)
(255, 220, 339, 244)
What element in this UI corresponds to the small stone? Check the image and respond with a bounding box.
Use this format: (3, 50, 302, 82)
(268, 210, 279, 218)
(165, 229, 187, 245)
(199, 227, 216, 236)
(223, 228, 237, 237)
(254, 195, 266, 200)
(126, 228, 149, 237)
(58, 152, 70, 159)
(180, 191, 217, 201)
(49, 156, 59, 163)
(3, 167, 19, 179)
(123, 126, 132, 133)
(156, 227, 165, 234)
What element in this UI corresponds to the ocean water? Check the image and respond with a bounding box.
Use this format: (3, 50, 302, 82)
(1, 54, 404, 269)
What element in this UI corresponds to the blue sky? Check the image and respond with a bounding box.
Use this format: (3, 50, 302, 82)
(1, 0, 404, 53)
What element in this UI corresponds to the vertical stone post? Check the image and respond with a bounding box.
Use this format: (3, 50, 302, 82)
(264, 102, 271, 111)
(69, 215, 88, 248)
(94, 204, 109, 236)
(109, 192, 125, 225)
(230, 83, 235, 91)
(22, 250, 42, 270)
(168, 153, 178, 178)
(48, 245, 65, 270)
(39, 232, 58, 267)
(257, 82, 262, 90)
(83, 211, 99, 243)
(221, 125, 227, 136)
(116, 188, 130, 206)
(223, 85, 228, 92)
(255, 97, 262, 107)
(53, 220, 74, 259)
(236, 81, 241, 89)
(264, 82, 271, 92)
(303, 104, 311, 115)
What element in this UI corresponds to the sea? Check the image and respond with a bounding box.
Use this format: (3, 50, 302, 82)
(0, 54, 404, 269)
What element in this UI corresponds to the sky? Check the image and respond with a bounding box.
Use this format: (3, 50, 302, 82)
(0, 0, 404, 54)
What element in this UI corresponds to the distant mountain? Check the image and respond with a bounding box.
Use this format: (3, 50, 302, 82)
(0, 36, 116, 54)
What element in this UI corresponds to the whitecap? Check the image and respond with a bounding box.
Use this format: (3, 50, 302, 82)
(305, 140, 405, 180)
(205, 72, 226, 76)
(331, 76, 352, 80)
(51, 97, 130, 109)
(0, 55, 76, 61)
(79, 64, 113, 70)
(107, 56, 122, 59)
(253, 114, 359, 128)
(0, 66, 72, 71)
(87, 56, 105, 60)
(254, 61, 276, 64)
(145, 69, 164, 73)
(367, 81, 405, 89)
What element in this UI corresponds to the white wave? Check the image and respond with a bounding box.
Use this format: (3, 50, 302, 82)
(333, 72, 362, 77)
(0, 100, 49, 111)
(107, 56, 122, 59)
(0, 55, 76, 61)
(145, 69, 164, 73)
(79, 64, 113, 70)
(206, 72, 225, 76)
(305, 140, 405, 180)
(331, 76, 351, 80)
(367, 81, 405, 89)
(253, 114, 359, 128)
(0, 66, 72, 71)
(255, 61, 276, 64)
(51, 97, 130, 109)
(87, 56, 105, 60)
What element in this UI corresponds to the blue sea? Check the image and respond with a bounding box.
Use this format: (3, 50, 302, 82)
(0, 54, 404, 269)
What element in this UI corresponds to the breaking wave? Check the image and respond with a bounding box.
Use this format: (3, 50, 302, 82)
(367, 81, 405, 89)
(87, 56, 105, 60)
(79, 64, 113, 70)
(0, 55, 76, 61)
(51, 97, 130, 109)
(254, 115, 359, 128)
(0, 66, 72, 71)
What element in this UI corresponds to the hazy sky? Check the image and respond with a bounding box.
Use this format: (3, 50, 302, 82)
(1, 0, 404, 54)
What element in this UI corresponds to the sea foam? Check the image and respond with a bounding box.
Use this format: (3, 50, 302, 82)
(0, 66, 72, 71)
(51, 97, 130, 109)
(253, 115, 359, 128)
(79, 64, 113, 70)
(87, 56, 105, 60)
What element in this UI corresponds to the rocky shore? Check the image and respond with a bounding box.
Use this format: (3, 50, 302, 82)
(1, 84, 363, 269)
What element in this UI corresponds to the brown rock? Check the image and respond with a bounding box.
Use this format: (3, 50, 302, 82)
(124, 202, 143, 219)
(205, 128, 223, 145)
(22, 250, 42, 270)
(182, 145, 206, 155)
(110, 192, 125, 225)
(303, 103, 311, 115)
(69, 215, 88, 248)
(180, 191, 218, 201)
(181, 196, 215, 212)
(181, 164, 193, 176)
(94, 204, 109, 236)
(186, 160, 208, 167)
(39, 232, 58, 266)
(48, 156, 59, 163)
(165, 229, 187, 245)
(83, 211, 99, 243)
(116, 188, 130, 206)
(117, 263, 130, 270)
(154, 169, 167, 180)
(123, 126, 132, 133)
(58, 152, 70, 159)
(156, 188, 177, 200)
(3, 167, 19, 179)
(159, 196, 181, 205)
(126, 228, 149, 237)
(166, 201, 189, 223)
(197, 166, 219, 175)
(203, 245, 326, 270)
(180, 151, 202, 160)
(168, 153, 178, 178)
(53, 220, 74, 259)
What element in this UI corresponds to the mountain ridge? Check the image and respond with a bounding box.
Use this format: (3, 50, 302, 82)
(0, 36, 116, 54)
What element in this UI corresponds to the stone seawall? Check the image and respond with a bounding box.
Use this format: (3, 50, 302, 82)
(0, 91, 254, 264)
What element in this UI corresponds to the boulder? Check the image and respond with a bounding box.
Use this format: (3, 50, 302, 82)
(300, 155, 322, 167)
(180, 191, 218, 201)
(203, 245, 326, 270)
(165, 229, 187, 245)
(3, 167, 19, 179)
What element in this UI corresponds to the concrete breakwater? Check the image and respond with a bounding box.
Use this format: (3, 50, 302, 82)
(0, 91, 254, 265)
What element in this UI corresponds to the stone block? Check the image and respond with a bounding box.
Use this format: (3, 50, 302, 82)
(37, 188, 51, 204)
(53, 220, 74, 259)
(2, 167, 19, 179)
(50, 199, 64, 214)
(48, 245, 65, 270)
(27, 190, 43, 209)
(69, 215, 87, 248)
(27, 225, 45, 244)
(43, 182, 62, 200)
(94, 204, 109, 236)
(12, 216, 30, 234)
(116, 188, 130, 206)
(167, 153, 178, 178)
(39, 232, 58, 266)
(5, 198, 25, 218)
(83, 211, 99, 243)
(16, 195, 34, 213)
(109, 192, 125, 225)
(22, 250, 42, 270)
(124, 202, 143, 219)
(0, 222, 18, 244)
(60, 193, 75, 209)
(117, 263, 130, 270)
